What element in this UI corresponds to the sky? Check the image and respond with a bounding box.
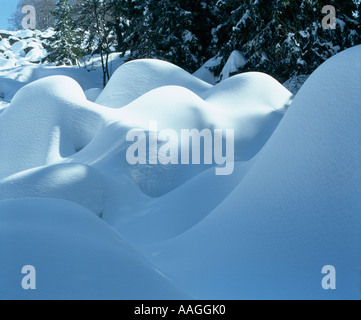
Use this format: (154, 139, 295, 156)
(0, 1, 18, 30)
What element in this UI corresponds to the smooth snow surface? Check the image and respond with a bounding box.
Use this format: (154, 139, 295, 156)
(1, 45, 360, 299)
(96, 59, 213, 108)
(0, 199, 188, 299)
(140, 45, 361, 299)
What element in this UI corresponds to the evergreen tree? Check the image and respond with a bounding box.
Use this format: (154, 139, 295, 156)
(73, 0, 118, 87)
(39, 0, 361, 86)
(114, 0, 151, 55)
(45, 0, 83, 66)
(212, 0, 361, 82)
(121, 0, 219, 72)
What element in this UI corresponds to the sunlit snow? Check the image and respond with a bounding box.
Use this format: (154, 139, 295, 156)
(0, 33, 360, 299)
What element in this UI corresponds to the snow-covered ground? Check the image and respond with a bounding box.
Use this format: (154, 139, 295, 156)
(0, 29, 360, 299)
(0, 29, 124, 107)
(0, 29, 52, 69)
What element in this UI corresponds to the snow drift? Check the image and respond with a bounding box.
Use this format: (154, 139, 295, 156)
(96, 59, 213, 108)
(140, 45, 361, 299)
(0, 199, 188, 299)
(1, 45, 360, 299)
(0, 60, 291, 197)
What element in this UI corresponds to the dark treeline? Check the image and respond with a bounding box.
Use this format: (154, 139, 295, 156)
(11, 0, 361, 86)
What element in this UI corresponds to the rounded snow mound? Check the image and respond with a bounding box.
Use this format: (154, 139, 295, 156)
(0, 198, 188, 299)
(10, 74, 87, 106)
(0, 65, 292, 198)
(203, 71, 291, 114)
(144, 45, 361, 299)
(96, 59, 212, 108)
(73, 78, 291, 197)
(0, 76, 103, 178)
(2, 44, 360, 299)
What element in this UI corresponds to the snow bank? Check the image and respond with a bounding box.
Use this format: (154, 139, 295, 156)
(0, 52, 124, 106)
(0, 77, 25, 102)
(77, 71, 290, 197)
(0, 76, 104, 179)
(0, 163, 144, 219)
(0, 61, 291, 197)
(0, 198, 188, 299)
(0, 29, 48, 70)
(96, 59, 212, 108)
(2, 45, 360, 299)
(0, 102, 8, 113)
(0, 56, 15, 69)
(141, 45, 361, 299)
